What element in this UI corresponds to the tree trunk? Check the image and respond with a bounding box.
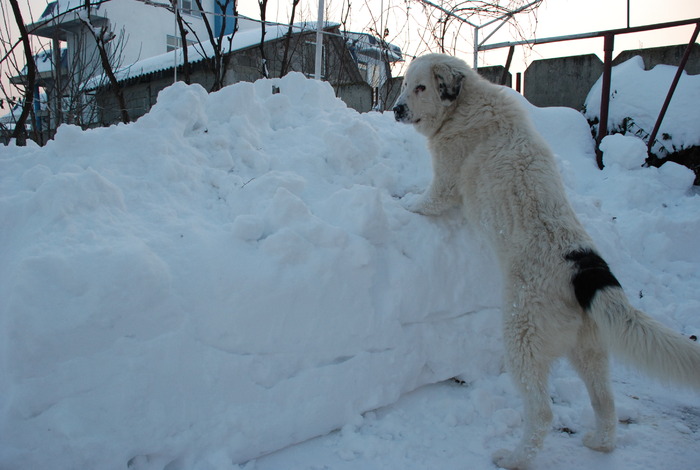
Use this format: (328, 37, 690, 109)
(172, 0, 191, 84)
(280, 0, 300, 77)
(8, 0, 35, 145)
(258, 0, 269, 78)
(88, 23, 130, 123)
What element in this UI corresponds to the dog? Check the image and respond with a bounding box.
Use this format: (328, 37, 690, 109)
(393, 53, 700, 469)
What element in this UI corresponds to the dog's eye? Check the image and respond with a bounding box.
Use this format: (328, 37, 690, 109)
(414, 85, 426, 93)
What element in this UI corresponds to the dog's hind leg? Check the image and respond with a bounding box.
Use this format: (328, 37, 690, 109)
(568, 321, 616, 452)
(493, 315, 554, 470)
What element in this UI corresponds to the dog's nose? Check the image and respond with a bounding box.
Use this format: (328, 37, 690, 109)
(393, 103, 407, 122)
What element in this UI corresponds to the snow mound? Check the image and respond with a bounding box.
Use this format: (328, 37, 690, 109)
(1, 74, 504, 469)
(584, 55, 700, 156)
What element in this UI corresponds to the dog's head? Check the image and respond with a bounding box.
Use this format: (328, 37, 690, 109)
(393, 54, 469, 135)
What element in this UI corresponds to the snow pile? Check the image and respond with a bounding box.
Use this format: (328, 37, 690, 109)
(584, 55, 700, 156)
(1, 73, 503, 469)
(1, 72, 699, 470)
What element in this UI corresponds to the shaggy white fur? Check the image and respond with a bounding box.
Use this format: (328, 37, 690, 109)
(393, 53, 700, 470)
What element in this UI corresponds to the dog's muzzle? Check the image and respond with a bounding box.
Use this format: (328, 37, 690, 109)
(393, 103, 408, 122)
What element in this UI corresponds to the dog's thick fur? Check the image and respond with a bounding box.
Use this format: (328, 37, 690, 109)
(393, 53, 700, 469)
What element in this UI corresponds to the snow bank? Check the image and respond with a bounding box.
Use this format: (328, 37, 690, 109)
(584, 55, 700, 156)
(0, 74, 504, 469)
(1, 72, 699, 470)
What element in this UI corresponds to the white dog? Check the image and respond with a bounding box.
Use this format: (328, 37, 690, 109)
(393, 53, 700, 469)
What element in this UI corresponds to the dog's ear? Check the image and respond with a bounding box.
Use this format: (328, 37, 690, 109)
(433, 63, 465, 105)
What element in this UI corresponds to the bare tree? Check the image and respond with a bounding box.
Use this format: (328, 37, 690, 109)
(280, 0, 301, 77)
(80, 19, 130, 123)
(350, 0, 541, 109)
(258, 0, 269, 78)
(6, 0, 35, 144)
(2, 0, 129, 143)
(354, 0, 404, 110)
(184, 0, 238, 91)
(171, 0, 192, 84)
(412, 0, 541, 59)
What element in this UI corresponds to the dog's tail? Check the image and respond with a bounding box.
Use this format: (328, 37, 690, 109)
(589, 288, 700, 388)
(567, 248, 700, 389)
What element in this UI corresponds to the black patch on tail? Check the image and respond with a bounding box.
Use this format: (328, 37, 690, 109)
(565, 249, 621, 310)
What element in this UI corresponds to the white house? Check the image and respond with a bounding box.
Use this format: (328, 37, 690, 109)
(29, 0, 236, 71)
(6, 0, 401, 138)
(16, 0, 235, 130)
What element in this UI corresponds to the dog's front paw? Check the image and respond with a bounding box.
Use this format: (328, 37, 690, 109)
(400, 192, 424, 213)
(492, 448, 530, 470)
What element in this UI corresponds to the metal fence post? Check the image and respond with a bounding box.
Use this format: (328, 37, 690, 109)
(646, 21, 700, 161)
(595, 33, 615, 169)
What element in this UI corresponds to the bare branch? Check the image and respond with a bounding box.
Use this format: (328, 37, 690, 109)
(80, 17, 130, 123)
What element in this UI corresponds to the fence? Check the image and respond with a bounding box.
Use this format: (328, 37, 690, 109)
(480, 17, 700, 168)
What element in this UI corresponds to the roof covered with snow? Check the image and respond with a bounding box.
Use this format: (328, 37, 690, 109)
(95, 18, 336, 87)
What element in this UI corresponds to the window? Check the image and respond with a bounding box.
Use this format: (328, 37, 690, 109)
(179, 0, 201, 16)
(303, 40, 325, 79)
(166, 34, 196, 52)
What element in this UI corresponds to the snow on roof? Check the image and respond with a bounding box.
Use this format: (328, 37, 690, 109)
(90, 19, 335, 88)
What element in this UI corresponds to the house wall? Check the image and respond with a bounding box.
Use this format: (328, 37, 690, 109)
(223, 30, 365, 86)
(98, 0, 217, 66)
(64, 22, 104, 83)
(336, 82, 374, 113)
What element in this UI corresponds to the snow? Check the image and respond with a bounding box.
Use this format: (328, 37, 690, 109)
(1, 65, 699, 470)
(584, 55, 700, 156)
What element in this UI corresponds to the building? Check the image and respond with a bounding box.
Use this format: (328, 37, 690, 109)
(6, 0, 401, 141)
(92, 18, 373, 124)
(11, 0, 235, 134)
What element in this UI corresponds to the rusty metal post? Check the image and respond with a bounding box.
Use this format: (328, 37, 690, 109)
(646, 21, 700, 159)
(595, 33, 615, 169)
(501, 45, 515, 86)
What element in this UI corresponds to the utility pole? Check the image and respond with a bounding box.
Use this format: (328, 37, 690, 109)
(314, 0, 324, 80)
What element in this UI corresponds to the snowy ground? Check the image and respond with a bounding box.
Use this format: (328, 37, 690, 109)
(1, 60, 698, 470)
